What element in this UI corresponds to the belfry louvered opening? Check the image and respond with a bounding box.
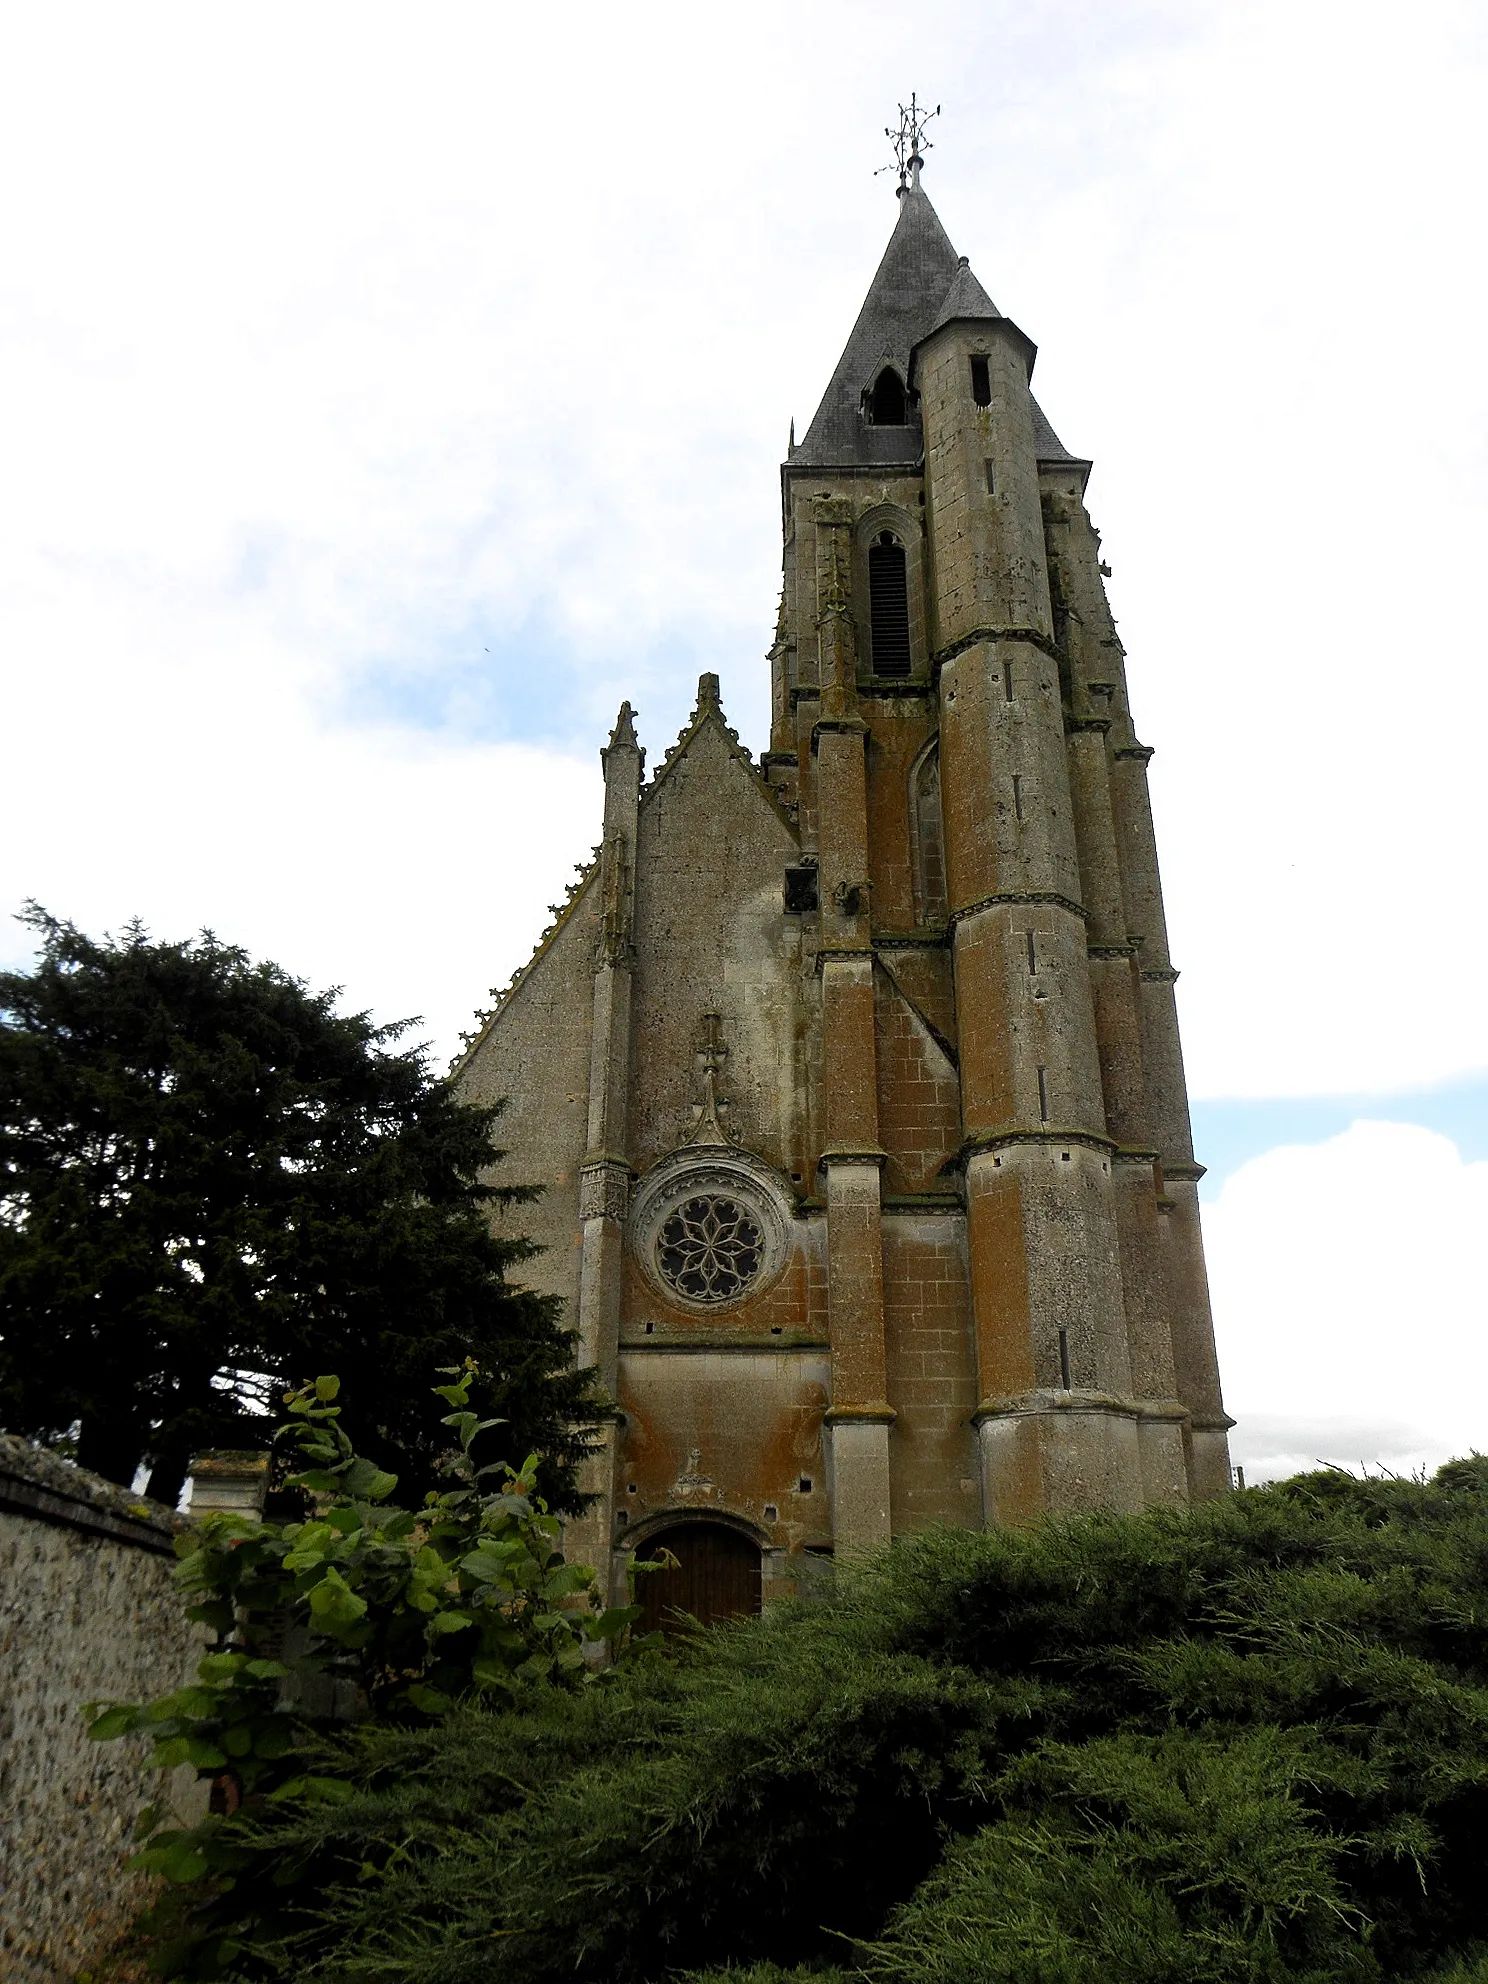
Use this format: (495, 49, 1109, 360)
(868, 531, 912, 677)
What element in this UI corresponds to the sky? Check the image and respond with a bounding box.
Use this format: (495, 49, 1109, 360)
(2, 0, 1485, 1484)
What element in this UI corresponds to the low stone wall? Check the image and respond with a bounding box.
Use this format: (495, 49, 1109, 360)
(0, 1436, 207, 1982)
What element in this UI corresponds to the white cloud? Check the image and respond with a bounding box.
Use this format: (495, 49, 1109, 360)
(1206, 1120, 1488, 1479)
(0, 0, 1484, 1090)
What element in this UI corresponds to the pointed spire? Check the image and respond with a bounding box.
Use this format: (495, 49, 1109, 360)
(793, 178, 960, 469)
(601, 700, 643, 777)
(927, 254, 1001, 335)
(607, 700, 638, 751)
(790, 184, 1080, 475)
(692, 672, 722, 720)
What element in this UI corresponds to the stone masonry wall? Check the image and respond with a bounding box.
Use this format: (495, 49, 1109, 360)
(0, 1435, 206, 1982)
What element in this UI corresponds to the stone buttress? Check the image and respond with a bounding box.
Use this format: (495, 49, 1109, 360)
(454, 161, 1231, 1611)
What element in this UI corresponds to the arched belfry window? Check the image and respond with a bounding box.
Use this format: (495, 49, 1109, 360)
(867, 366, 907, 426)
(868, 531, 912, 677)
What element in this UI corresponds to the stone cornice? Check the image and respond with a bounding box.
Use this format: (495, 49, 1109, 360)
(816, 1144, 889, 1170)
(873, 927, 950, 950)
(1113, 743, 1155, 763)
(1162, 1160, 1207, 1182)
(619, 1334, 831, 1355)
(951, 890, 1088, 928)
(1140, 966, 1180, 983)
(932, 624, 1061, 670)
(824, 1403, 898, 1426)
(0, 1435, 184, 1557)
(972, 1388, 1144, 1424)
(962, 1128, 1116, 1162)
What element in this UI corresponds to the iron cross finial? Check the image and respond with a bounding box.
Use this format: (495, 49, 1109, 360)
(878, 94, 941, 189)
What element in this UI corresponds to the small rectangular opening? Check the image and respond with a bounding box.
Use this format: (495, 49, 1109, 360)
(644, 1320, 654, 1335)
(1025, 930, 1037, 975)
(1002, 655, 1014, 703)
(1012, 774, 1024, 821)
(798, 1476, 813, 1494)
(985, 458, 996, 493)
(784, 864, 819, 914)
(1037, 1065, 1049, 1121)
(764, 1504, 779, 1523)
(970, 355, 992, 406)
(1058, 1326, 1072, 1390)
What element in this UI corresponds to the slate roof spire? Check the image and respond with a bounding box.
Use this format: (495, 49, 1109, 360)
(794, 175, 961, 469)
(793, 179, 1079, 471)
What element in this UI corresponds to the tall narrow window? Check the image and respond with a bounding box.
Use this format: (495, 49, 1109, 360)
(910, 741, 947, 924)
(868, 366, 907, 426)
(970, 355, 991, 406)
(868, 531, 912, 677)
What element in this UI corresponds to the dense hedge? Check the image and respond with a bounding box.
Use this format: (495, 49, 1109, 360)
(143, 1460, 1488, 1981)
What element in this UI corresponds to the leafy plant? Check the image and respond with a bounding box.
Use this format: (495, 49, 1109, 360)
(87, 1370, 652, 1976)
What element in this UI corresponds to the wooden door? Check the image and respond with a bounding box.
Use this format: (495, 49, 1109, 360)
(636, 1521, 762, 1636)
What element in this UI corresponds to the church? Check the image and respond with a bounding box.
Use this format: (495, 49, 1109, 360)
(454, 140, 1231, 1621)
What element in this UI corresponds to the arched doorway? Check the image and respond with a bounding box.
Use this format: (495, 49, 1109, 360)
(634, 1520, 763, 1636)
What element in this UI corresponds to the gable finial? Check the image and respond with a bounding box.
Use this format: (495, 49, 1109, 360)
(877, 94, 941, 194)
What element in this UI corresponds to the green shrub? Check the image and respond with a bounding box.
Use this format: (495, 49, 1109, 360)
(101, 1457, 1488, 1981)
(87, 1370, 651, 1975)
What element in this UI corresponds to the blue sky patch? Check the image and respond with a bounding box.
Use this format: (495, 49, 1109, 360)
(1192, 1076, 1488, 1198)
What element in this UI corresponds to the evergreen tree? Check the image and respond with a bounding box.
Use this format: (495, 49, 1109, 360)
(0, 904, 601, 1505)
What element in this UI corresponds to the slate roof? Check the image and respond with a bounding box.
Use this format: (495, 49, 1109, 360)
(926, 256, 1000, 336)
(792, 175, 1080, 472)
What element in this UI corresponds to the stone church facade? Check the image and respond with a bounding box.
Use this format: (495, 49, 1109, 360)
(454, 164, 1231, 1613)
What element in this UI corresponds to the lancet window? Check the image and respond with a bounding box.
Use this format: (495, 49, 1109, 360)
(868, 530, 912, 677)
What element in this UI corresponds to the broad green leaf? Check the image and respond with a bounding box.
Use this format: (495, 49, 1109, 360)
(198, 1653, 249, 1683)
(158, 1839, 211, 1884)
(87, 1705, 138, 1742)
(427, 1609, 474, 1637)
(404, 1682, 452, 1714)
(314, 1375, 340, 1400)
(307, 1568, 369, 1634)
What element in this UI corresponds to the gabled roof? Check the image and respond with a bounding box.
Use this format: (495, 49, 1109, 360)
(644, 673, 799, 840)
(791, 176, 1080, 473)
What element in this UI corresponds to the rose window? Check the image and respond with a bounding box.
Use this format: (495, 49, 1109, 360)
(655, 1195, 764, 1304)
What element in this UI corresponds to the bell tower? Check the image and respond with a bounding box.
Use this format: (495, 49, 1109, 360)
(456, 138, 1231, 1621)
(763, 149, 1230, 1522)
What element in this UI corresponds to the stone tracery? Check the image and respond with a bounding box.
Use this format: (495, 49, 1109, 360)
(655, 1194, 763, 1303)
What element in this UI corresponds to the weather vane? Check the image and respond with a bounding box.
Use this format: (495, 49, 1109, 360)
(877, 94, 941, 189)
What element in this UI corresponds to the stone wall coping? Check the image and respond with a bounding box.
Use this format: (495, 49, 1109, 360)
(0, 1431, 186, 1556)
